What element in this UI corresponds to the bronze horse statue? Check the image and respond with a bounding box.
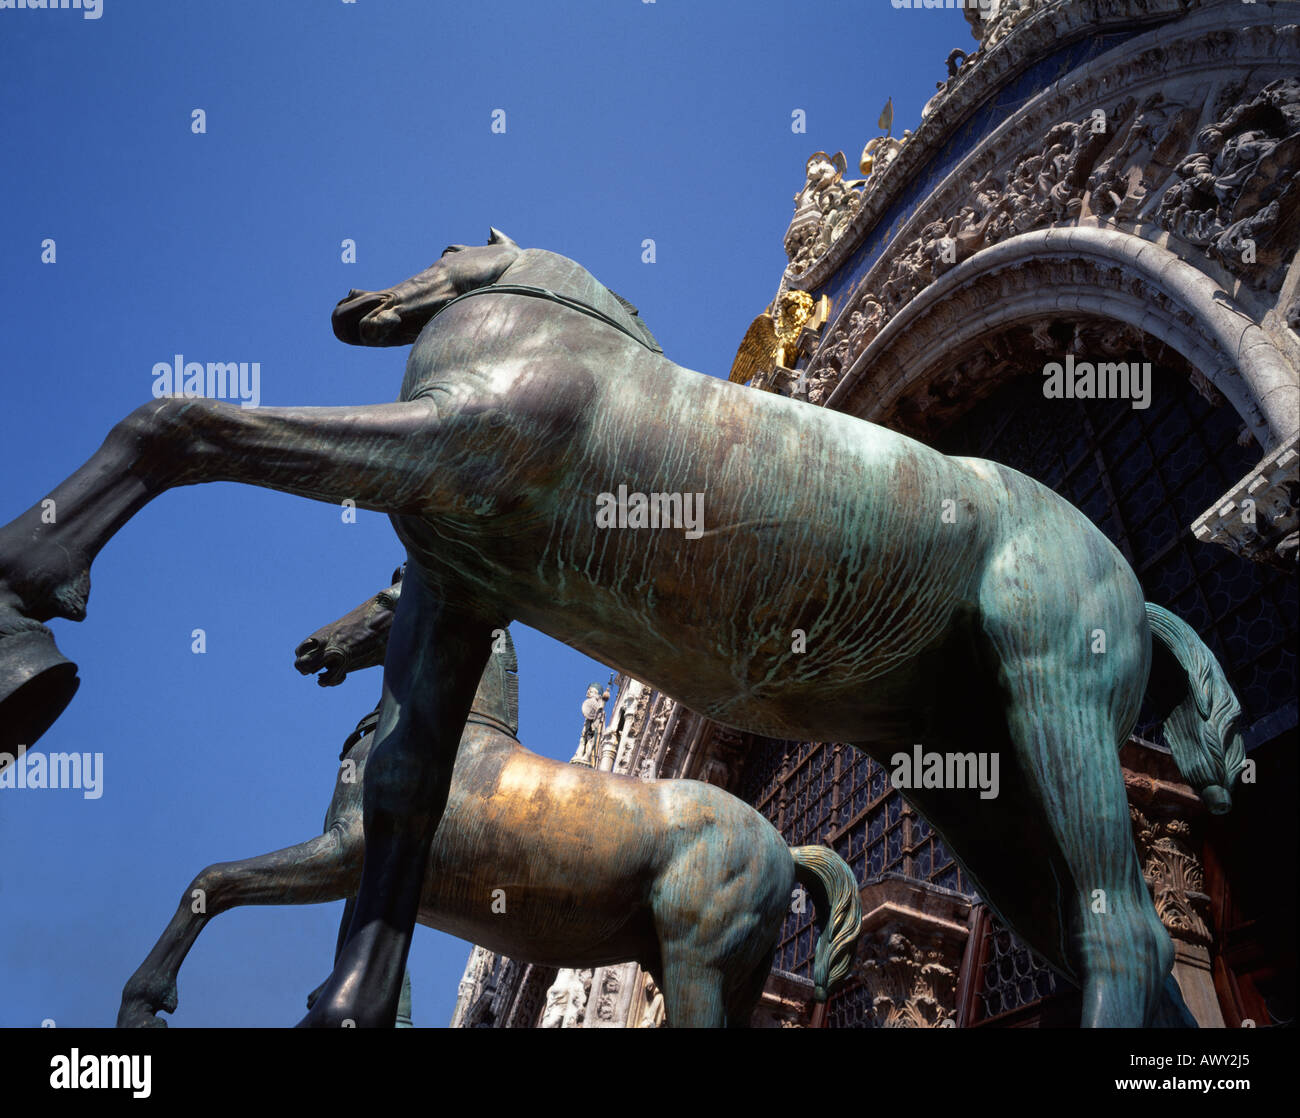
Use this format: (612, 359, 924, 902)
(117, 581, 861, 1028)
(0, 229, 1244, 1026)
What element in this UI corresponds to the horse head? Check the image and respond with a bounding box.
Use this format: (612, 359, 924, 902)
(294, 567, 403, 686)
(332, 228, 521, 347)
(295, 570, 520, 738)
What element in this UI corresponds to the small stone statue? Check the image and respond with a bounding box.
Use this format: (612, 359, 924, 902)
(859, 131, 911, 180)
(570, 679, 611, 767)
(638, 972, 666, 1029)
(540, 968, 591, 1029)
(784, 151, 864, 274)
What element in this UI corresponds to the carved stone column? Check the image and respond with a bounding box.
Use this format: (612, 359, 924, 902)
(448, 944, 496, 1028)
(1123, 744, 1224, 1028)
(852, 875, 971, 1027)
(614, 684, 652, 774)
(597, 680, 645, 772)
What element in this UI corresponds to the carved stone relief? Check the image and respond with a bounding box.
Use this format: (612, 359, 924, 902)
(1159, 78, 1300, 293)
(856, 932, 959, 1028)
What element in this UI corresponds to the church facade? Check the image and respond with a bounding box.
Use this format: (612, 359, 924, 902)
(450, 0, 1298, 1028)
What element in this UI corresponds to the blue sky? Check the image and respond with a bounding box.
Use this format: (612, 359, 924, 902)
(0, 1, 965, 1027)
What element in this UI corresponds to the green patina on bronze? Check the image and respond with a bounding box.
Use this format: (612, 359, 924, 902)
(0, 230, 1245, 1026)
(118, 591, 860, 1028)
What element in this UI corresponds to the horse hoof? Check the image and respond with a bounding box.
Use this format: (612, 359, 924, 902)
(116, 1003, 167, 1029)
(0, 624, 80, 755)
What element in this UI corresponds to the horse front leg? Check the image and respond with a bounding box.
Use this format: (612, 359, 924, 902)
(0, 396, 443, 750)
(304, 899, 416, 1027)
(299, 561, 498, 1028)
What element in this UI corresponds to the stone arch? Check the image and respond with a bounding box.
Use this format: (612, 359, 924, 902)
(828, 227, 1298, 453)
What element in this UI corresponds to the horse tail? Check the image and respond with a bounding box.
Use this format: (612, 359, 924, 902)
(1145, 601, 1246, 814)
(790, 845, 863, 1003)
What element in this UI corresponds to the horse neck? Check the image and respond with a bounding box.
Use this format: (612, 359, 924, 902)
(498, 249, 648, 342)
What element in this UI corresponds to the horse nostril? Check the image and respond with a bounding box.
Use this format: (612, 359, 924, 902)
(297, 638, 320, 656)
(333, 289, 391, 346)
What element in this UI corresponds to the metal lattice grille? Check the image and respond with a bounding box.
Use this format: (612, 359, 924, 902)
(738, 740, 967, 981)
(935, 370, 1297, 740)
(976, 917, 1061, 1021)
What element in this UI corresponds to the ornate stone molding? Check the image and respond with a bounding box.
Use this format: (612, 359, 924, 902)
(1129, 805, 1213, 948)
(1191, 436, 1299, 569)
(788, 0, 1192, 290)
(803, 6, 1299, 408)
(815, 218, 1299, 566)
(857, 931, 960, 1028)
(583, 961, 640, 1028)
(753, 970, 817, 1028)
(828, 227, 1298, 452)
(849, 874, 972, 1028)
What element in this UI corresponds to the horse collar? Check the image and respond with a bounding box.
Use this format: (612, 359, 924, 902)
(341, 705, 516, 758)
(430, 283, 663, 354)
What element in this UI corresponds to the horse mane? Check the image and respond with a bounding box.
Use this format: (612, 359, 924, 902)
(340, 624, 519, 758)
(470, 627, 519, 736)
(607, 290, 663, 353)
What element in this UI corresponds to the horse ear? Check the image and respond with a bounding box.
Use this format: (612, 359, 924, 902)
(487, 227, 518, 248)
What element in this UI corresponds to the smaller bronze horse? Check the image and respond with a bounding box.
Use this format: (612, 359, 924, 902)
(117, 575, 862, 1028)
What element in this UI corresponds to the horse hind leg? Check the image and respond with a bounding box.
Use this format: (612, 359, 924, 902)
(658, 952, 727, 1028)
(994, 663, 1177, 1027)
(0, 396, 442, 750)
(118, 826, 358, 1027)
(724, 944, 778, 1028)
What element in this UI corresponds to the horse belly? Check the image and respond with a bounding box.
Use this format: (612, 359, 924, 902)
(397, 344, 996, 740)
(521, 378, 995, 738)
(416, 748, 659, 965)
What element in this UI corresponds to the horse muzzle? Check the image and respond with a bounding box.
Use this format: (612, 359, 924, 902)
(332, 289, 402, 347)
